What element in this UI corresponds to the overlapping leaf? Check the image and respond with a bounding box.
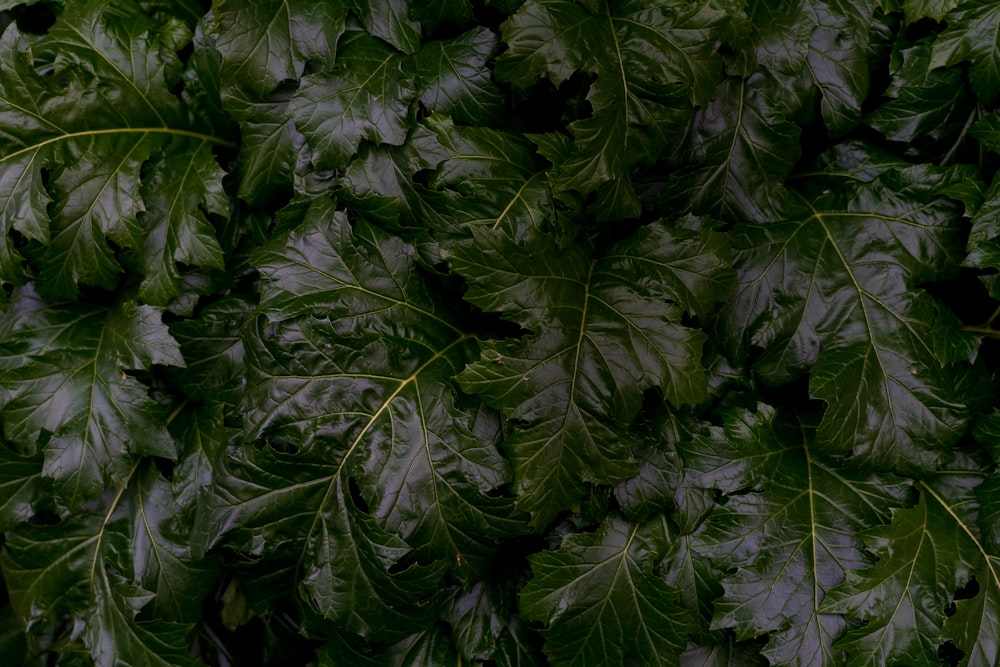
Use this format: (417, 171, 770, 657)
(210, 0, 345, 97)
(520, 514, 692, 665)
(931, 1, 1000, 106)
(0, 0, 230, 301)
(205, 203, 524, 641)
(415, 27, 505, 126)
(866, 40, 974, 144)
(687, 405, 910, 667)
(824, 461, 1000, 667)
(1, 462, 214, 667)
(450, 218, 733, 527)
(0, 288, 184, 508)
(291, 29, 416, 171)
(495, 0, 729, 213)
(663, 69, 800, 223)
(716, 162, 982, 472)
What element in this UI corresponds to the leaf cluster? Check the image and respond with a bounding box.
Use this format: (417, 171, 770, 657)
(2, 0, 1000, 665)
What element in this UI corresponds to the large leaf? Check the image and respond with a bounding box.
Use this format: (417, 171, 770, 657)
(688, 405, 910, 667)
(824, 461, 1000, 667)
(931, 1, 1000, 106)
(1, 462, 212, 666)
(0, 289, 184, 508)
(0, 0, 231, 299)
(495, 0, 729, 208)
(205, 208, 525, 640)
(716, 162, 982, 472)
(520, 514, 693, 665)
(211, 0, 345, 97)
(450, 218, 733, 527)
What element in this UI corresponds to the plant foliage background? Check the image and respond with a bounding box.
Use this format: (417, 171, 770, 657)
(3, 0, 1000, 665)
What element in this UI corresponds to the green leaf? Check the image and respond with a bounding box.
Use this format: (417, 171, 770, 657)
(866, 40, 974, 143)
(138, 138, 228, 306)
(2, 463, 207, 667)
(495, 0, 728, 206)
(0, 0, 232, 298)
(716, 164, 982, 472)
(520, 514, 693, 665)
(415, 27, 505, 126)
(0, 444, 48, 532)
(663, 70, 801, 223)
(211, 0, 345, 97)
(347, 0, 422, 54)
(291, 30, 416, 171)
(689, 405, 910, 667)
(252, 197, 460, 338)
(451, 219, 733, 527)
(824, 463, 1000, 667)
(0, 292, 183, 507)
(931, 1, 1000, 106)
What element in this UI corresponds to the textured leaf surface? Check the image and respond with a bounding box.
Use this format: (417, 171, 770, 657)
(717, 164, 980, 472)
(520, 514, 692, 665)
(0, 0, 230, 298)
(689, 406, 910, 667)
(495, 0, 729, 207)
(0, 291, 183, 508)
(2, 463, 211, 667)
(451, 220, 733, 527)
(211, 0, 345, 96)
(931, 1, 1000, 106)
(824, 464, 1000, 667)
(291, 30, 416, 170)
(664, 70, 800, 222)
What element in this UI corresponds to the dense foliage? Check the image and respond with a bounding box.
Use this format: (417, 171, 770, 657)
(3, 0, 1000, 664)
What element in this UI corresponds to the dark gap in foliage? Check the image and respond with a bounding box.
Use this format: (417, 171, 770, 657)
(938, 640, 964, 666)
(152, 455, 176, 480)
(263, 435, 298, 455)
(954, 575, 980, 601)
(348, 476, 369, 514)
(471, 0, 508, 32)
(904, 17, 945, 43)
(924, 270, 995, 326)
(28, 509, 61, 526)
(11, 1, 56, 34)
(201, 577, 320, 667)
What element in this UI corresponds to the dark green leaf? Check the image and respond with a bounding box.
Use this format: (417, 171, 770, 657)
(451, 220, 733, 527)
(866, 40, 974, 143)
(291, 30, 416, 171)
(520, 514, 693, 665)
(689, 405, 910, 667)
(663, 70, 801, 223)
(717, 164, 982, 472)
(931, 1, 1000, 106)
(0, 292, 183, 508)
(824, 464, 1000, 667)
(2, 463, 207, 667)
(415, 27, 505, 126)
(211, 0, 345, 97)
